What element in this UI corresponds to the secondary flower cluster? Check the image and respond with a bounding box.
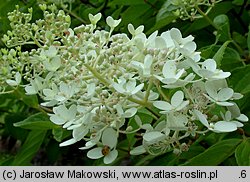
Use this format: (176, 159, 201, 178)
(1, 4, 248, 164)
(170, 0, 223, 21)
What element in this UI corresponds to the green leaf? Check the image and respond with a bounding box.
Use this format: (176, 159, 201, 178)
(52, 127, 71, 142)
(12, 130, 47, 165)
(120, 4, 151, 27)
(179, 145, 205, 161)
(232, 0, 245, 5)
(109, 0, 145, 5)
(14, 112, 58, 130)
(0, 155, 14, 166)
(213, 40, 231, 67)
(148, 152, 179, 166)
(232, 32, 247, 49)
(248, 25, 250, 52)
(213, 14, 231, 42)
(5, 113, 29, 142)
(181, 139, 241, 166)
(13, 88, 39, 109)
(235, 138, 250, 166)
(147, 1, 177, 34)
(230, 65, 250, 94)
(220, 47, 242, 71)
(200, 37, 219, 59)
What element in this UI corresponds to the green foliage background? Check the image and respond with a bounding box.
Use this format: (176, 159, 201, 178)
(0, 0, 250, 166)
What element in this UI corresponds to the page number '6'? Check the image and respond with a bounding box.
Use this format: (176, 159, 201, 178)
(240, 170, 246, 178)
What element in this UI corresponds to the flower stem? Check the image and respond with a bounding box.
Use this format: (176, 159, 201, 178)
(83, 63, 159, 119)
(144, 77, 154, 102)
(155, 81, 169, 102)
(194, 5, 219, 30)
(84, 63, 110, 86)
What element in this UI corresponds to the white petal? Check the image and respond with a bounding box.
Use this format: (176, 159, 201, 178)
(153, 101, 173, 111)
(135, 115, 142, 126)
(176, 100, 189, 111)
(227, 104, 241, 118)
(217, 88, 234, 101)
(50, 115, 65, 125)
(130, 145, 146, 155)
(59, 138, 77, 147)
(216, 101, 234, 106)
(236, 114, 248, 122)
(25, 85, 37, 95)
(104, 149, 118, 164)
(205, 81, 218, 100)
(128, 23, 135, 35)
(202, 59, 216, 71)
(106, 16, 115, 27)
(126, 79, 136, 92)
(6, 80, 18, 86)
(123, 107, 137, 118)
(56, 105, 69, 120)
(198, 69, 214, 78)
(143, 54, 153, 75)
(193, 110, 209, 127)
(135, 25, 144, 34)
(161, 78, 177, 84)
(68, 104, 77, 120)
(224, 111, 232, 121)
(154, 75, 164, 82)
(15, 72, 21, 84)
(167, 113, 187, 130)
(161, 31, 174, 48)
(141, 124, 153, 130)
(212, 71, 231, 79)
(162, 60, 176, 78)
(175, 68, 185, 80)
(131, 83, 144, 95)
(102, 128, 117, 148)
(143, 131, 165, 143)
(73, 125, 88, 141)
(232, 93, 243, 100)
(131, 61, 143, 70)
(184, 41, 196, 52)
(155, 37, 166, 48)
(113, 83, 125, 94)
(171, 90, 184, 107)
(147, 31, 158, 45)
(87, 147, 103, 159)
(170, 28, 182, 44)
(213, 121, 237, 132)
(232, 121, 244, 127)
(79, 141, 96, 150)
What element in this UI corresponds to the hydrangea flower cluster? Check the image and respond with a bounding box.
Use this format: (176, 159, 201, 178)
(1, 4, 248, 164)
(170, 0, 223, 21)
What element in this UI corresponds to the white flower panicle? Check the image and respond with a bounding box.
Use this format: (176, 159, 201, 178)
(1, 5, 248, 163)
